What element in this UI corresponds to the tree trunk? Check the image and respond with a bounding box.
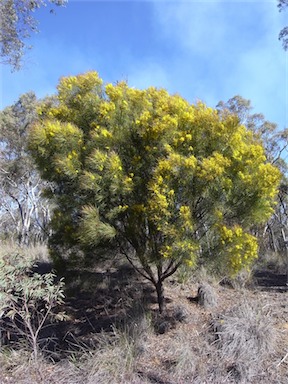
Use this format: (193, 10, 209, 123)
(155, 280, 165, 314)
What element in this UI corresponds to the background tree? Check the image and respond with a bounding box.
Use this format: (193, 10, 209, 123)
(217, 95, 288, 272)
(0, 92, 52, 244)
(278, 0, 288, 50)
(0, 0, 67, 70)
(216, 95, 287, 166)
(29, 72, 280, 312)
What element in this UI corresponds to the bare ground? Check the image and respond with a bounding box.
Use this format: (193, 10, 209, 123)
(0, 261, 287, 384)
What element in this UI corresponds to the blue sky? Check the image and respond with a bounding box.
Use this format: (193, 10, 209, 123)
(0, 0, 287, 129)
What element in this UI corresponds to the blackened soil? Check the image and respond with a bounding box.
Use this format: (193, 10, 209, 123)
(254, 270, 287, 291)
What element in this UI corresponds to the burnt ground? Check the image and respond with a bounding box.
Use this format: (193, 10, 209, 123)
(0, 260, 287, 383)
(37, 262, 288, 362)
(254, 270, 288, 291)
(28, 261, 287, 349)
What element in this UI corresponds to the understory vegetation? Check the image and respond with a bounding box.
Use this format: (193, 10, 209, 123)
(0, 242, 287, 384)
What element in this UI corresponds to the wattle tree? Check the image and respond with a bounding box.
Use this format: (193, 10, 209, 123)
(29, 72, 280, 312)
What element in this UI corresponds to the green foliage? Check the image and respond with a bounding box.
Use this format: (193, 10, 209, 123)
(217, 95, 288, 272)
(0, 93, 51, 244)
(278, 0, 288, 50)
(217, 95, 287, 169)
(0, 0, 67, 70)
(0, 248, 65, 360)
(29, 72, 281, 311)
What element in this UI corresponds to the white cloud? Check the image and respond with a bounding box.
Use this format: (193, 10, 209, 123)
(154, 1, 228, 56)
(2, 0, 286, 131)
(126, 61, 171, 90)
(151, 1, 287, 128)
(233, 44, 287, 128)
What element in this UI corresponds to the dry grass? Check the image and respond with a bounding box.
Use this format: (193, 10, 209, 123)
(0, 241, 50, 263)
(211, 300, 279, 383)
(0, 347, 81, 384)
(80, 328, 146, 383)
(0, 252, 287, 384)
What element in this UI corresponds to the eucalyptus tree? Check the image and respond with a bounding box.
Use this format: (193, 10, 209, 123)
(278, 0, 288, 50)
(0, 0, 67, 70)
(0, 92, 52, 244)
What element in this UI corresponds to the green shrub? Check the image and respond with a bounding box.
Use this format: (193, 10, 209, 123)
(0, 249, 66, 361)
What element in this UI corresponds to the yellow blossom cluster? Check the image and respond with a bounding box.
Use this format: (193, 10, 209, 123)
(29, 120, 83, 179)
(148, 176, 171, 223)
(220, 225, 258, 274)
(83, 149, 133, 200)
(179, 205, 194, 232)
(57, 149, 81, 177)
(198, 152, 231, 181)
(57, 72, 103, 99)
(29, 71, 281, 277)
(160, 240, 197, 267)
(234, 146, 280, 205)
(256, 163, 281, 198)
(105, 82, 126, 102)
(156, 153, 197, 178)
(150, 115, 178, 139)
(147, 150, 197, 230)
(99, 101, 116, 118)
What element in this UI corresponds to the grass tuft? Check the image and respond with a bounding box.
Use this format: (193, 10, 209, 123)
(212, 299, 278, 382)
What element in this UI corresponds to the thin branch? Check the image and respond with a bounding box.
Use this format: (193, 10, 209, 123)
(276, 350, 288, 367)
(161, 260, 182, 282)
(272, 142, 288, 165)
(162, 259, 174, 277)
(119, 246, 155, 284)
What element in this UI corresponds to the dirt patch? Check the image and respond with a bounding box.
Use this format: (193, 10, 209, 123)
(1, 262, 287, 383)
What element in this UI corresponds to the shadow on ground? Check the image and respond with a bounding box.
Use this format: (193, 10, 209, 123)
(39, 263, 158, 357)
(254, 270, 287, 292)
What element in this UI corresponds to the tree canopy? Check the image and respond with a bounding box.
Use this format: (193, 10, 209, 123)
(278, 0, 288, 50)
(216, 95, 287, 166)
(217, 95, 288, 265)
(29, 72, 281, 312)
(0, 92, 51, 244)
(0, 0, 67, 70)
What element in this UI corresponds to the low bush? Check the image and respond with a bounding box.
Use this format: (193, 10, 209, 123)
(0, 246, 66, 361)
